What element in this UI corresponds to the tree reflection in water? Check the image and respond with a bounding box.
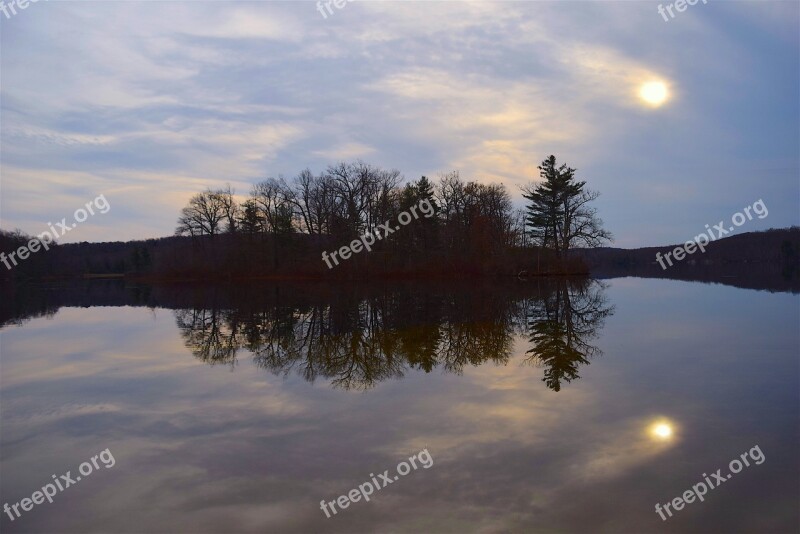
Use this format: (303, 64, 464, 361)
(522, 278, 614, 391)
(173, 279, 613, 391)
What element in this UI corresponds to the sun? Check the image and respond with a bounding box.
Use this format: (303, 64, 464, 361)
(654, 424, 672, 438)
(639, 81, 669, 107)
(648, 420, 675, 440)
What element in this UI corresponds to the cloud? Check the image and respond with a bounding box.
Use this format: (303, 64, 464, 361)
(1, 1, 797, 245)
(312, 142, 376, 160)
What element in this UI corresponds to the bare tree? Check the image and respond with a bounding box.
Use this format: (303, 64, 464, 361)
(289, 169, 318, 235)
(252, 178, 294, 234)
(561, 189, 613, 251)
(217, 184, 240, 234)
(363, 166, 402, 232)
(175, 189, 228, 237)
(326, 161, 369, 236)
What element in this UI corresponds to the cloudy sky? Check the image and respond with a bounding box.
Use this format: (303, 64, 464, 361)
(1, 0, 797, 247)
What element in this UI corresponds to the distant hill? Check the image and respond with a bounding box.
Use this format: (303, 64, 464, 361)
(2, 226, 798, 291)
(573, 227, 800, 293)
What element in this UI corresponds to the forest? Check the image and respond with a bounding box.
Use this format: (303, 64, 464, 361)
(2, 156, 797, 284)
(1, 157, 605, 281)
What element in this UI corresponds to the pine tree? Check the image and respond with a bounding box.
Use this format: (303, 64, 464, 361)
(416, 176, 436, 207)
(522, 155, 611, 259)
(239, 199, 262, 234)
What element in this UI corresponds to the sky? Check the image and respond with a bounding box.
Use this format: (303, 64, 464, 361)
(1, 0, 798, 248)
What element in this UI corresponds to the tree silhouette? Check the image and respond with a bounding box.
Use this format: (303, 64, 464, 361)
(522, 155, 612, 259)
(523, 278, 614, 391)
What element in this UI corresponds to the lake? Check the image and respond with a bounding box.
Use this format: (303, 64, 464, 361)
(1, 277, 798, 533)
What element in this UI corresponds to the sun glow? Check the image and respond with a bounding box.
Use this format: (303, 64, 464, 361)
(654, 424, 672, 438)
(639, 81, 669, 107)
(649, 420, 675, 440)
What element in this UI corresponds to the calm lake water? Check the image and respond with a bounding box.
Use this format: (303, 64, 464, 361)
(1, 278, 798, 533)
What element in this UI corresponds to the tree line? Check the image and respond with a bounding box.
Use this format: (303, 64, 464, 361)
(175, 161, 523, 254)
(0, 156, 612, 281)
(173, 156, 612, 272)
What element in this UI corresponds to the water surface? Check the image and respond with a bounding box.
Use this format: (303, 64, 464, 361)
(1, 278, 798, 533)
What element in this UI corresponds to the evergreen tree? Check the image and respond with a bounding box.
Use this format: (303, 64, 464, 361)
(522, 155, 611, 259)
(416, 176, 436, 208)
(239, 199, 263, 234)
